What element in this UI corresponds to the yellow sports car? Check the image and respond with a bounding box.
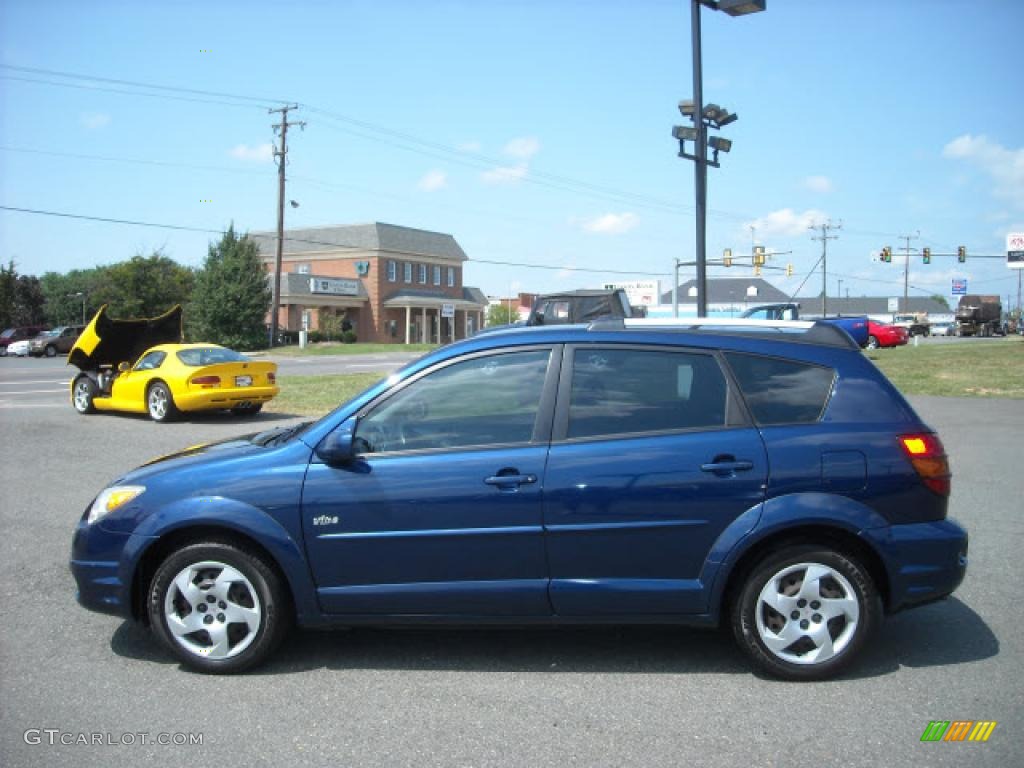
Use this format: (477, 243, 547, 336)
(69, 305, 279, 422)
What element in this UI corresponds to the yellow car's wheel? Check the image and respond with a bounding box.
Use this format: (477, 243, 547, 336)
(147, 381, 179, 423)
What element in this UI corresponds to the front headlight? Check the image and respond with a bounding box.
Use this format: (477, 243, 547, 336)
(87, 486, 146, 525)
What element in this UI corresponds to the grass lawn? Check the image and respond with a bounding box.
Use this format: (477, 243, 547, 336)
(867, 336, 1024, 398)
(263, 343, 436, 357)
(264, 372, 388, 416)
(264, 337, 1024, 416)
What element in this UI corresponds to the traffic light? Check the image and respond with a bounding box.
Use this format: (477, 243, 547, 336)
(786, 263, 794, 277)
(723, 248, 732, 267)
(753, 245, 766, 266)
(958, 245, 966, 263)
(881, 246, 892, 263)
(922, 247, 931, 264)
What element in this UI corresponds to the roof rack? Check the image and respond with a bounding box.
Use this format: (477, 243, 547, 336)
(586, 317, 859, 349)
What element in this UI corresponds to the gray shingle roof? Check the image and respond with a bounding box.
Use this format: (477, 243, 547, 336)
(251, 222, 467, 261)
(661, 278, 790, 304)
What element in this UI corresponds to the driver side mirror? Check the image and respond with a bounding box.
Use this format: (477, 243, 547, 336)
(316, 420, 356, 466)
(118, 361, 130, 373)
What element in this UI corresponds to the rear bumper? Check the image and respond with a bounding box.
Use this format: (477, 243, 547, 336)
(174, 385, 279, 411)
(862, 518, 968, 612)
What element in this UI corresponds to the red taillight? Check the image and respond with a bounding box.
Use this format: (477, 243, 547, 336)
(899, 433, 951, 496)
(191, 375, 221, 387)
(267, 372, 276, 384)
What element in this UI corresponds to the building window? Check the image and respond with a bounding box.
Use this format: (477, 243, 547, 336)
(296, 263, 311, 275)
(404, 262, 412, 283)
(433, 265, 441, 286)
(387, 261, 397, 282)
(418, 264, 427, 284)
(447, 267, 455, 288)
(688, 286, 698, 298)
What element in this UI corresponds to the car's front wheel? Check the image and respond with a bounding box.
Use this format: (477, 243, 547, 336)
(45, 345, 57, 357)
(866, 335, 880, 349)
(731, 546, 881, 681)
(148, 541, 291, 673)
(72, 376, 97, 414)
(147, 381, 179, 422)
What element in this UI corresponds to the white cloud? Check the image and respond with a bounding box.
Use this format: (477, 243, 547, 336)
(418, 170, 447, 191)
(503, 137, 540, 159)
(743, 208, 830, 238)
(803, 175, 833, 194)
(481, 163, 528, 185)
(578, 212, 640, 235)
(229, 143, 274, 163)
(457, 140, 482, 153)
(943, 134, 1024, 211)
(80, 112, 111, 130)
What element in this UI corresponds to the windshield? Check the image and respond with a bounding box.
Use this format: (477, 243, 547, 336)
(0, 329, 14, 339)
(175, 347, 249, 366)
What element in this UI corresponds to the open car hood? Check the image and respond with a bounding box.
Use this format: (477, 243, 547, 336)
(68, 304, 183, 371)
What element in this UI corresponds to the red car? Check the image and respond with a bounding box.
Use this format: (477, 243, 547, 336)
(867, 320, 909, 349)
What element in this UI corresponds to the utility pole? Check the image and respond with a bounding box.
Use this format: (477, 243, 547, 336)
(268, 104, 305, 348)
(809, 220, 841, 316)
(898, 231, 920, 315)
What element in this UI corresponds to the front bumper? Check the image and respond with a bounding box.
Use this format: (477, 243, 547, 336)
(862, 517, 968, 612)
(70, 519, 134, 618)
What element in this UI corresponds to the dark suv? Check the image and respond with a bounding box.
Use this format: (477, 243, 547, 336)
(71, 318, 966, 679)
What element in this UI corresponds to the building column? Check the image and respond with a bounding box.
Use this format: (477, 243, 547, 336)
(421, 306, 427, 344)
(405, 306, 411, 345)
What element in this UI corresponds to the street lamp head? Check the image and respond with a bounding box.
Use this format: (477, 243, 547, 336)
(717, 0, 767, 17)
(672, 125, 699, 142)
(703, 103, 723, 121)
(708, 136, 732, 153)
(678, 99, 696, 118)
(716, 111, 738, 127)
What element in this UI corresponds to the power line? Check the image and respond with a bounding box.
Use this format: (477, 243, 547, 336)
(0, 75, 273, 110)
(0, 145, 274, 177)
(0, 205, 669, 277)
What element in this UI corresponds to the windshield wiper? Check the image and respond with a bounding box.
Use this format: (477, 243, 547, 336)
(251, 421, 312, 447)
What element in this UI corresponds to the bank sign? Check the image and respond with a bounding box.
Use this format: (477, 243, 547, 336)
(1008, 232, 1024, 269)
(310, 277, 360, 296)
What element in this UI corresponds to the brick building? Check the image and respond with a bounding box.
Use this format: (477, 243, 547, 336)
(253, 222, 488, 344)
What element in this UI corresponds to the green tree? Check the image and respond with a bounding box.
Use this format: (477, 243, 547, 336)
(486, 303, 517, 326)
(188, 225, 271, 350)
(0, 261, 46, 327)
(96, 251, 193, 318)
(929, 294, 950, 311)
(0, 261, 16, 328)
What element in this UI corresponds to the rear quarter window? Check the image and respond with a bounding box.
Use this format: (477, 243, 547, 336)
(724, 352, 834, 425)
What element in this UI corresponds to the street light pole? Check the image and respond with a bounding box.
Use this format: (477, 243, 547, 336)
(690, 0, 708, 318)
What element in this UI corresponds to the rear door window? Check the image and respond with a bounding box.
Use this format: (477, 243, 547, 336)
(565, 348, 729, 439)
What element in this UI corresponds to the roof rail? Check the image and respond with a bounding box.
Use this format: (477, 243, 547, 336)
(586, 317, 859, 349)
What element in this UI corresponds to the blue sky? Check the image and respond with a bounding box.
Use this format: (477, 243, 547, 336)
(2, 0, 1023, 306)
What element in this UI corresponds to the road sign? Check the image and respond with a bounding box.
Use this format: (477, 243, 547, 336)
(887, 297, 899, 312)
(441, 302, 455, 318)
(952, 278, 968, 295)
(1008, 232, 1024, 269)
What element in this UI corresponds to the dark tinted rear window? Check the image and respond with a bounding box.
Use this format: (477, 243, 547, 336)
(176, 347, 249, 366)
(725, 353, 834, 425)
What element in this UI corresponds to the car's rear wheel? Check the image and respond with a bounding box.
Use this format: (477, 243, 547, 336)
(866, 335, 880, 349)
(72, 376, 97, 414)
(45, 345, 57, 357)
(731, 546, 881, 681)
(231, 403, 263, 417)
(148, 541, 291, 674)
(147, 381, 179, 422)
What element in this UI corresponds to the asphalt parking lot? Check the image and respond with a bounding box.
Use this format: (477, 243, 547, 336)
(0, 362, 1021, 767)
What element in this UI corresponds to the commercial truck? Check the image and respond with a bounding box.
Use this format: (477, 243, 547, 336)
(955, 295, 1002, 337)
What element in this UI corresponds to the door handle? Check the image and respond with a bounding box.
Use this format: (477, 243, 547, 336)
(484, 473, 537, 487)
(701, 459, 754, 475)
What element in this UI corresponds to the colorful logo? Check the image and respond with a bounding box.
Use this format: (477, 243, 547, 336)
(920, 721, 997, 742)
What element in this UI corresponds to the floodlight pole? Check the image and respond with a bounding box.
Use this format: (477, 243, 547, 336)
(691, 0, 709, 318)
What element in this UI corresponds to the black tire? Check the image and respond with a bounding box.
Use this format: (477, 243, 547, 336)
(147, 381, 179, 422)
(72, 375, 97, 414)
(231, 403, 264, 417)
(45, 345, 57, 357)
(147, 540, 292, 674)
(731, 545, 882, 681)
(866, 335, 879, 349)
